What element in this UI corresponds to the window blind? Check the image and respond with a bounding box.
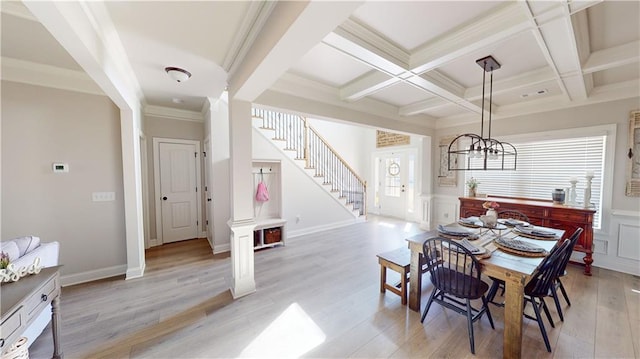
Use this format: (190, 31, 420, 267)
(465, 135, 605, 228)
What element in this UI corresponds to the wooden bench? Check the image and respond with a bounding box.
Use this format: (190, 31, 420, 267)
(377, 247, 411, 305)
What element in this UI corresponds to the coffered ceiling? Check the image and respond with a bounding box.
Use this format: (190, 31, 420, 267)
(1, 1, 639, 131)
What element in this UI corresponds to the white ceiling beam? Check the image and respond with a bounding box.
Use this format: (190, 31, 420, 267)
(1, 56, 103, 95)
(333, 2, 533, 112)
(399, 97, 450, 116)
(339, 71, 397, 102)
(229, 1, 364, 102)
(22, 1, 142, 111)
(583, 40, 640, 74)
(410, 2, 531, 74)
(223, 2, 276, 77)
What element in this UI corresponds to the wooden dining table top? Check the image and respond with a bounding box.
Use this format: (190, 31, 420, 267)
(406, 224, 563, 276)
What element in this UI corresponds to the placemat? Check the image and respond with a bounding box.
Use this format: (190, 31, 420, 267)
(493, 237, 549, 257)
(512, 228, 559, 241)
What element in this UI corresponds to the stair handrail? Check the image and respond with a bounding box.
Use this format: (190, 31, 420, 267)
(306, 123, 367, 187)
(252, 107, 366, 216)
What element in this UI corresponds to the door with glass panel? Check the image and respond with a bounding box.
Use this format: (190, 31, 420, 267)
(375, 151, 416, 219)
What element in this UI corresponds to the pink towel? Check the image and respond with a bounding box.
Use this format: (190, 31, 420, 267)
(256, 182, 269, 202)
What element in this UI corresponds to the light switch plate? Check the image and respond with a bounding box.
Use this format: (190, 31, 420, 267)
(92, 192, 115, 202)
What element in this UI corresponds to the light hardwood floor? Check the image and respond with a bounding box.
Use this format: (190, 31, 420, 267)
(30, 216, 640, 358)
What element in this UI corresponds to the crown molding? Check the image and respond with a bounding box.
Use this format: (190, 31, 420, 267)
(0, 1, 37, 21)
(337, 18, 410, 67)
(1, 57, 104, 95)
(224, 1, 277, 79)
(144, 105, 204, 122)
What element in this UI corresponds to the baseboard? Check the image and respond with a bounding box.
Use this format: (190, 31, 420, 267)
(213, 242, 230, 254)
(287, 219, 357, 239)
(61, 264, 128, 287)
(126, 263, 145, 280)
(593, 261, 640, 277)
(148, 238, 160, 247)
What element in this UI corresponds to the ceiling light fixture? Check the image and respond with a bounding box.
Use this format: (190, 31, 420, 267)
(165, 66, 191, 82)
(447, 55, 517, 171)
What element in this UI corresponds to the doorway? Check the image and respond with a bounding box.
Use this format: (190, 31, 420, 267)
(374, 150, 417, 219)
(153, 138, 202, 244)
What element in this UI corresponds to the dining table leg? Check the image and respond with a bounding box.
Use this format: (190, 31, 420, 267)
(503, 275, 526, 359)
(408, 244, 422, 311)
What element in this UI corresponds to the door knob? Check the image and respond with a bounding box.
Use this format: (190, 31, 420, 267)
(207, 198, 212, 202)
(162, 196, 168, 200)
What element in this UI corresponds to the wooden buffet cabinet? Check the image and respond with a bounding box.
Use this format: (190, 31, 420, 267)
(459, 196, 596, 275)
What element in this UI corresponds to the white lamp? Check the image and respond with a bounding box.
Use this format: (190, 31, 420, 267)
(165, 67, 191, 82)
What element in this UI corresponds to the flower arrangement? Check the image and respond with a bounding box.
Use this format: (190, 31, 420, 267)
(466, 177, 479, 190)
(482, 201, 500, 209)
(0, 251, 9, 269)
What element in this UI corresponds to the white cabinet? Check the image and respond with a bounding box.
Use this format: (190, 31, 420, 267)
(253, 160, 285, 250)
(253, 218, 286, 249)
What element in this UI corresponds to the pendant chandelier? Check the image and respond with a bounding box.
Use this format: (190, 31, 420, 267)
(447, 55, 517, 171)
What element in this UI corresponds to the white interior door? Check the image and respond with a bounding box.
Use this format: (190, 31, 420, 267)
(376, 151, 416, 219)
(159, 142, 198, 243)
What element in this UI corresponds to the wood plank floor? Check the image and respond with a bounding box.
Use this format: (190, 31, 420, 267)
(30, 216, 640, 358)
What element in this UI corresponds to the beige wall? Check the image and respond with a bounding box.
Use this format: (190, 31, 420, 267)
(143, 116, 205, 240)
(1, 80, 126, 278)
(433, 97, 640, 213)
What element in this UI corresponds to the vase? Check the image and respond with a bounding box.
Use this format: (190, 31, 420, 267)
(480, 209, 498, 228)
(469, 187, 476, 197)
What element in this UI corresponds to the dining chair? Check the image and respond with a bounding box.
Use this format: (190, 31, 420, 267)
(521, 238, 571, 352)
(551, 227, 584, 322)
(496, 209, 530, 222)
(420, 237, 494, 355)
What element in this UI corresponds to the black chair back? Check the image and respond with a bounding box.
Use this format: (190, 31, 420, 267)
(555, 228, 584, 274)
(423, 237, 484, 299)
(525, 239, 570, 297)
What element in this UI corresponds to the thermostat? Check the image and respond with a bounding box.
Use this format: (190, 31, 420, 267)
(52, 163, 69, 173)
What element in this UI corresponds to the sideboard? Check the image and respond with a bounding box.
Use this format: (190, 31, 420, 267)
(1, 266, 63, 358)
(459, 196, 596, 275)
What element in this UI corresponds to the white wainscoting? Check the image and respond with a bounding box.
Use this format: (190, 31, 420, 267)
(592, 210, 640, 276)
(427, 195, 460, 230)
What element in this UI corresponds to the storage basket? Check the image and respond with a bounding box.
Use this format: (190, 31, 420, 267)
(1, 337, 29, 359)
(264, 228, 281, 244)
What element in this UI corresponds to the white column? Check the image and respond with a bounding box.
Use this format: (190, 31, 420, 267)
(228, 99, 256, 298)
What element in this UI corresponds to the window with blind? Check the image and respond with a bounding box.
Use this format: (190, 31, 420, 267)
(465, 135, 606, 228)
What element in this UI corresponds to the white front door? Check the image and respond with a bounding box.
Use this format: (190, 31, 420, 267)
(376, 151, 417, 219)
(159, 142, 199, 243)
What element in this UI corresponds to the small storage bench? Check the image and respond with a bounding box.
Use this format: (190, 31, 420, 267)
(377, 247, 411, 305)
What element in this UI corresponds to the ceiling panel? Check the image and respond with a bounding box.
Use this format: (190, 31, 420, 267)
(588, 1, 640, 51)
(490, 80, 561, 106)
(351, 1, 503, 51)
(420, 103, 470, 118)
(368, 81, 433, 107)
(289, 43, 372, 87)
(104, 1, 250, 65)
(593, 62, 640, 87)
(436, 30, 548, 89)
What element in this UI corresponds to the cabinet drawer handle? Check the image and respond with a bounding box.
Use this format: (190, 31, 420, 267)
(1, 338, 5, 348)
(41, 294, 48, 302)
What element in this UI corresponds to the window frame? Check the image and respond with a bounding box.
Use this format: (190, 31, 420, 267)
(462, 124, 616, 234)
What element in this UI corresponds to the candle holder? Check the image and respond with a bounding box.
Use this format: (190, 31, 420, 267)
(568, 179, 578, 205)
(584, 174, 594, 208)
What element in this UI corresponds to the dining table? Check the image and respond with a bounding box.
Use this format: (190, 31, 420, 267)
(406, 221, 565, 359)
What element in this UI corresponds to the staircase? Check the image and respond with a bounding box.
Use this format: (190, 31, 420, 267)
(252, 107, 366, 219)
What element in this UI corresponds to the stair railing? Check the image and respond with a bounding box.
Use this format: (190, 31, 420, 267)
(252, 107, 366, 216)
